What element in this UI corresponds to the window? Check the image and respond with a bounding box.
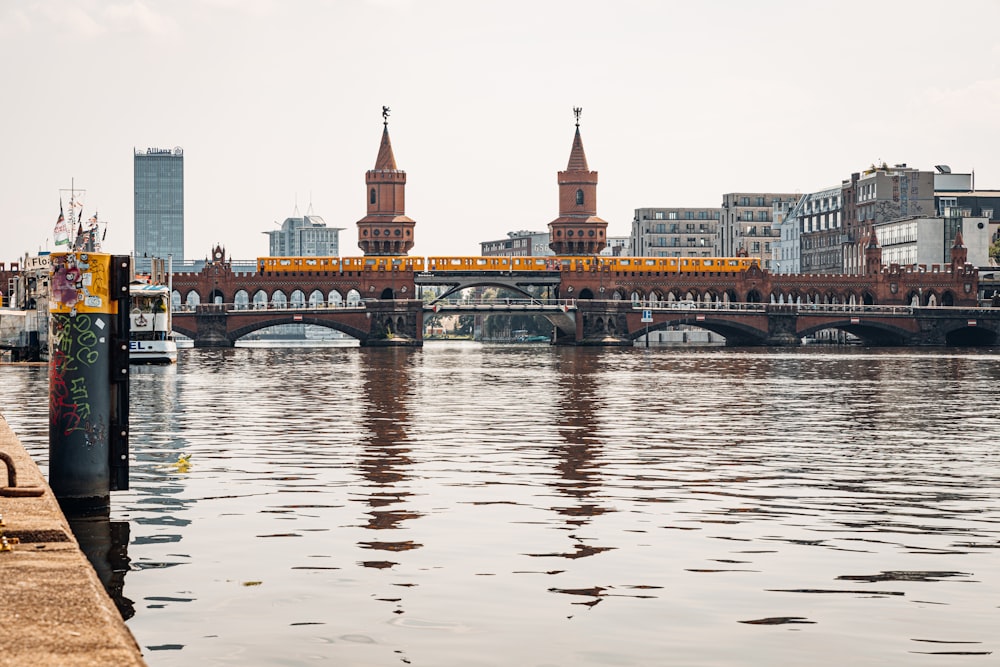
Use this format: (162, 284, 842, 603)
(686, 211, 694, 220)
(698, 211, 707, 220)
(743, 211, 753, 221)
(654, 211, 665, 220)
(369, 188, 376, 204)
(668, 212, 677, 220)
(740, 197, 750, 206)
(575, 189, 584, 205)
(758, 211, 767, 222)
(756, 197, 765, 206)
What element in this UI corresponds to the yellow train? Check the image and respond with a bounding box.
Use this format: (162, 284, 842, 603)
(257, 255, 759, 275)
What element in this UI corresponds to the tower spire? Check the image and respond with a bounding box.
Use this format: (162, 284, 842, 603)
(356, 106, 415, 256)
(548, 107, 607, 255)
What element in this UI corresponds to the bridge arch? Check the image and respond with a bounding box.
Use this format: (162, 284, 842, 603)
(797, 320, 909, 346)
(228, 316, 369, 344)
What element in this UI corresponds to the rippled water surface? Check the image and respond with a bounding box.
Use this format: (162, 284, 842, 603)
(2, 344, 999, 666)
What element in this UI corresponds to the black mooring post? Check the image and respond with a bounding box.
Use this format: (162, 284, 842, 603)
(48, 252, 131, 513)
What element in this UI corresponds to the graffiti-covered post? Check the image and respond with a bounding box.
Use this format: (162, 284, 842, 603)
(49, 252, 131, 513)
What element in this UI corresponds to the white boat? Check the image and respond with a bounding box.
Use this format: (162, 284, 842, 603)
(129, 282, 177, 364)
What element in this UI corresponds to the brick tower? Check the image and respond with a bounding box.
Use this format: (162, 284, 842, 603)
(548, 108, 608, 255)
(357, 107, 416, 255)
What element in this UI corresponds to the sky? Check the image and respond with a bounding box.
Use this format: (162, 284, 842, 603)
(4, 0, 1000, 262)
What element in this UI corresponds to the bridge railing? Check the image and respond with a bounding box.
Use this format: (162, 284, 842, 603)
(426, 298, 577, 310)
(172, 301, 368, 313)
(631, 301, 935, 315)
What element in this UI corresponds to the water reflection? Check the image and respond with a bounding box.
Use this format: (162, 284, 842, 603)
(354, 348, 423, 565)
(66, 511, 135, 620)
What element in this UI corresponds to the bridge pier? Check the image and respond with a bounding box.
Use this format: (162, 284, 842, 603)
(764, 308, 803, 347)
(361, 300, 423, 347)
(191, 305, 234, 347)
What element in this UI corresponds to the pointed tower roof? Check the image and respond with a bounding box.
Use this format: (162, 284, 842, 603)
(374, 125, 397, 170)
(566, 127, 589, 172)
(952, 228, 966, 248)
(866, 226, 880, 249)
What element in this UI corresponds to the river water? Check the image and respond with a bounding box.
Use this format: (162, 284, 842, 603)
(1, 343, 999, 666)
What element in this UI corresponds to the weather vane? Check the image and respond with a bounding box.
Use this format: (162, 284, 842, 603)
(573, 107, 582, 127)
(382, 106, 391, 126)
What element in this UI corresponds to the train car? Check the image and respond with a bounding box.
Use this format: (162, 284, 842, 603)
(258, 256, 343, 273)
(426, 256, 513, 272)
(258, 256, 424, 274)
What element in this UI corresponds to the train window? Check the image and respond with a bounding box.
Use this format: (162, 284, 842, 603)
(279, 259, 291, 266)
(449, 258, 462, 266)
(620, 259, 632, 266)
(704, 260, 713, 267)
(475, 258, 488, 266)
(643, 259, 655, 266)
(306, 259, 317, 266)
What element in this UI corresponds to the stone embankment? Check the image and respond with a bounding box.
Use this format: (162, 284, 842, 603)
(0, 415, 145, 667)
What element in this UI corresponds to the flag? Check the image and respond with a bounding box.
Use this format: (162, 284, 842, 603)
(53, 200, 70, 246)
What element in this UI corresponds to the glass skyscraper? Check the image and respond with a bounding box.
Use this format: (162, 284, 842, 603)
(134, 147, 184, 271)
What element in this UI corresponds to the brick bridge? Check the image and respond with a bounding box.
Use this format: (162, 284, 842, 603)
(163, 240, 994, 347)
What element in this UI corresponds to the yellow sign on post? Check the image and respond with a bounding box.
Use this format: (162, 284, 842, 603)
(48, 252, 131, 509)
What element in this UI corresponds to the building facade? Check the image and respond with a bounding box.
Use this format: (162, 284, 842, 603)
(134, 146, 184, 271)
(796, 187, 844, 274)
(264, 211, 343, 257)
(719, 192, 800, 269)
(631, 207, 720, 257)
(480, 231, 552, 257)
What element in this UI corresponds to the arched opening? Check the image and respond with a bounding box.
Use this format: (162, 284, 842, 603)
(380, 287, 395, 300)
(862, 291, 875, 306)
(940, 291, 955, 306)
(209, 288, 224, 305)
(234, 289, 249, 310)
(253, 289, 268, 309)
(328, 289, 344, 307)
(271, 289, 287, 309)
(578, 287, 595, 299)
(346, 289, 362, 306)
(172, 290, 182, 308)
(290, 289, 306, 308)
(185, 290, 201, 307)
(370, 188, 376, 204)
(575, 189, 584, 205)
(308, 290, 324, 308)
(746, 289, 763, 303)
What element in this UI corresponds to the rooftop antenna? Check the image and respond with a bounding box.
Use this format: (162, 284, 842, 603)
(382, 105, 391, 127)
(573, 106, 582, 127)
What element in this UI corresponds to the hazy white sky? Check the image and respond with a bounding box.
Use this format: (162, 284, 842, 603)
(4, 0, 1000, 262)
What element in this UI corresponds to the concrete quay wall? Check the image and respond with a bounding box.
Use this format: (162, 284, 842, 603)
(0, 415, 145, 667)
